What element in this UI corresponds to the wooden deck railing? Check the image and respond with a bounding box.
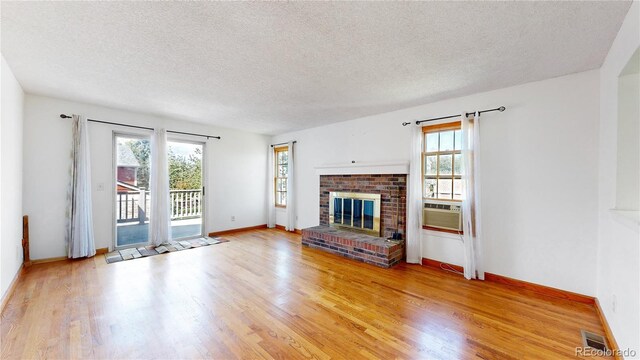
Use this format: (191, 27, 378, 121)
(170, 189, 203, 220)
(116, 189, 202, 223)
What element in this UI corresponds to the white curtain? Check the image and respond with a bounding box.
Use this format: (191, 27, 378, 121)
(406, 125, 423, 264)
(67, 115, 96, 258)
(149, 128, 171, 246)
(285, 141, 296, 231)
(461, 111, 484, 280)
(267, 146, 276, 228)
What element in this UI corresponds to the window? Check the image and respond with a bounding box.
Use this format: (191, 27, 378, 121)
(274, 146, 288, 207)
(423, 122, 462, 200)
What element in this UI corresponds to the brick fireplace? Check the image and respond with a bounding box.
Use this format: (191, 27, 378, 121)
(302, 174, 407, 268)
(319, 174, 407, 239)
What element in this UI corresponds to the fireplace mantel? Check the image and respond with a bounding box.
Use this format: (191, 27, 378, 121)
(314, 161, 409, 175)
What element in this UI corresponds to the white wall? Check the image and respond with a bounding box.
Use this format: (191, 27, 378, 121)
(597, 1, 640, 356)
(616, 65, 640, 211)
(273, 69, 601, 296)
(1, 55, 25, 298)
(23, 95, 269, 260)
(276, 207, 287, 227)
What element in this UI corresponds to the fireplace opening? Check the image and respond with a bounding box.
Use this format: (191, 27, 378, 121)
(329, 192, 381, 236)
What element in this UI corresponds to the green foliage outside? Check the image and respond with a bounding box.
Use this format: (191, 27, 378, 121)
(127, 140, 150, 189)
(125, 140, 202, 190)
(169, 147, 202, 190)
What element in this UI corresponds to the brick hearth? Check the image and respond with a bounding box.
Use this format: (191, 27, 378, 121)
(301, 226, 403, 268)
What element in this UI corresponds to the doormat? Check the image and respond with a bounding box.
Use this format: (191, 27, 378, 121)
(104, 237, 228, 264)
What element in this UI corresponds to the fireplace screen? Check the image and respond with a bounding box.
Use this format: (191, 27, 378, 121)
(329, 192, 381, 237)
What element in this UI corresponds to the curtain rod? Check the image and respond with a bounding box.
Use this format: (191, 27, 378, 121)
(59, 114, 221, 139)
(402, 106, 506, 126)
(271, 141, 297, 148)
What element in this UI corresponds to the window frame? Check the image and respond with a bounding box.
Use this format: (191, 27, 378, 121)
(274, 146, 288, 208)
(422, 122, 462, 202)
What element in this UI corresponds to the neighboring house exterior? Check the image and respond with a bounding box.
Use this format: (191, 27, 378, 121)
(117, 145, 140, 192)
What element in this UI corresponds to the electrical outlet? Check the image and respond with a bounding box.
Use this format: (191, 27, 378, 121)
(612, 294, 617, 313)
(231, 216, 236, 222)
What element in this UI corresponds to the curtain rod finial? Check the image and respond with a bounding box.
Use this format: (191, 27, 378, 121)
(499, 106, 506, 112)
(402, 122, 411, 126)
(60, 114, 72, 119)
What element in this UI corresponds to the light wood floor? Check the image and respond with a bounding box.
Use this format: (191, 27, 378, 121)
(1, 229, 608, 359)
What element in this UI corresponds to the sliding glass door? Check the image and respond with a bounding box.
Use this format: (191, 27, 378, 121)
(114, 135, 204, 248)
(168, 140, 204, 240)
(115, 134, 151, 248)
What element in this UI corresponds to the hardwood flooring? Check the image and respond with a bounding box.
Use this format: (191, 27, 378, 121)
(1, 229, 609, 359)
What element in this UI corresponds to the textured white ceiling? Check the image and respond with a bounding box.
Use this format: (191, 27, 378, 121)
(1, 1, 631, 134)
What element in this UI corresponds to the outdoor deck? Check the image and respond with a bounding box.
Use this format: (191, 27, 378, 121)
(116, 218, 202, 246)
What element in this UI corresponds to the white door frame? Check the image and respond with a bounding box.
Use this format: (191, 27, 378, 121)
(166, 137, 207, 241)
(112, 131, 152, 250)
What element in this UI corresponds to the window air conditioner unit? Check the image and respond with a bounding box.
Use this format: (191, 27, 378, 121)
(423, 201, 462, 232)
